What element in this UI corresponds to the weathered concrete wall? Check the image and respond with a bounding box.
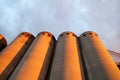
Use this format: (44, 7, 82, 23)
(79, 31, 120, 80)
(0, 34, 7, 52)
(50, 32, 83, 80)
(0, 32, 35, 80)
(0, 31, 119, 80)
(9, 32, 55, 80)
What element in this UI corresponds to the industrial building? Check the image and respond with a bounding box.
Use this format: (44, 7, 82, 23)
(0, 31, 120, 80)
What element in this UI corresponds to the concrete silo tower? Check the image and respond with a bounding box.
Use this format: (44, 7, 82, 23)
(9, 32, 56, 80)
(50, 32, 84, 80)
(0, 34, 7, 52)
(79, 31, 120, 80)
(0, 32, 35, 80)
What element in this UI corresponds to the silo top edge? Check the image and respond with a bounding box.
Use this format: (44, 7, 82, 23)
(37, 31, 56, 41)
(80, 31, 98, 37)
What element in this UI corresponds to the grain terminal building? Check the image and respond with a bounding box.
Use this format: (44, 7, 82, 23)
(0, 31, 120, 80)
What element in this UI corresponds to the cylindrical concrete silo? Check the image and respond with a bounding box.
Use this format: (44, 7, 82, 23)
(0, 32, 35, 80)
(0, 34, 7, 52)
(50, 32, 83, 80)
(9, 32, 55, 80)
(79, 31, 120, 80)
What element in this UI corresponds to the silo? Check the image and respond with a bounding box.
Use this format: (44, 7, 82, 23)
(50, 32, 83, 80)
(0, 32, 35, 80)
(9, 32, 55, 80)
(0, 34, 7, 52)
(79, 31, 120, 80)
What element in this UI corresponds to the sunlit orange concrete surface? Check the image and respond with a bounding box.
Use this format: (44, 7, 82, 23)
(50, 32, 83, 80)
(0, 32, 34, 80)
(9, 32, 55, 80)
(79, 31, 120, 80)
(0, 34, 7, 52)
(0, 31, 120, 80)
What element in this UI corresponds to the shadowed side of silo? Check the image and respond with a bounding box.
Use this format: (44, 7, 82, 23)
(50, 32, 83, 80)
(9, 32, 55, 80)
(0, 34, 7, 52)
(0, 32, 35, 80)
(79, 31, 120, 80)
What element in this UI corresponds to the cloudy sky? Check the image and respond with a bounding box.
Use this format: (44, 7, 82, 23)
(0, 0, 120, 53)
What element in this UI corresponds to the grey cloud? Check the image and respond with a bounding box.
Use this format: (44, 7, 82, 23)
(0, 0, 120, 52)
